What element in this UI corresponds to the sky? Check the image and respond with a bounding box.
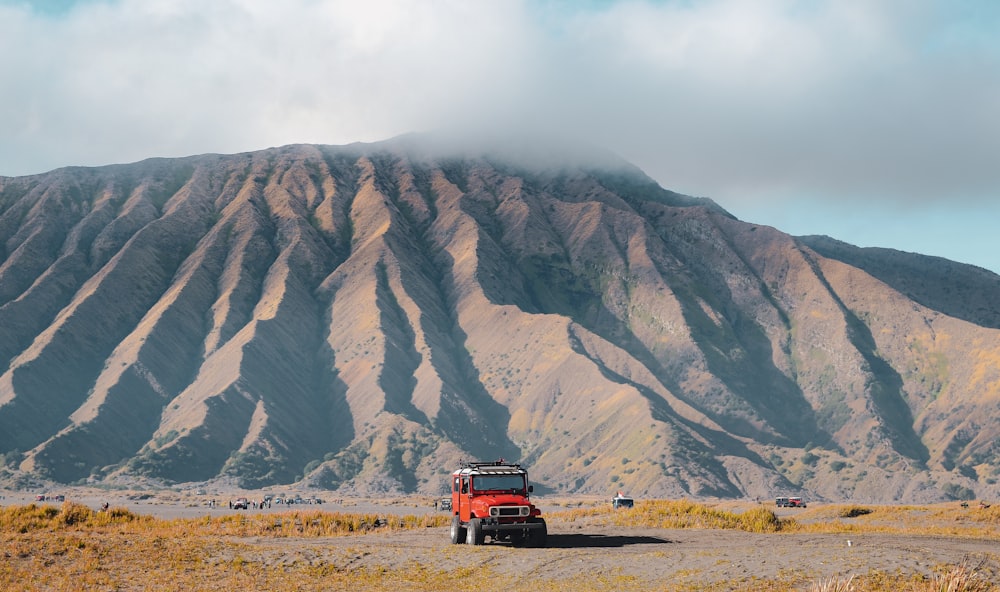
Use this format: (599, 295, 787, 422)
(1, 0, 998, 273)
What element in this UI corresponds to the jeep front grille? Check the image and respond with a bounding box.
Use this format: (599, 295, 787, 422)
(490, 506, 530, 517)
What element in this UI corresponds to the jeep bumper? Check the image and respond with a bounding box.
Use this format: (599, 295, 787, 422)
(477, 519, 544, 533)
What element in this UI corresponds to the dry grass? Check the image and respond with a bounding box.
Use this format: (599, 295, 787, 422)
(930, 559, 995, 592)
(2, 500, 998, 591)
(550, 498, 785, 532)
(806, 561, 995, 592)
(809, 574, 856, 591)
(783, 502, 1000, 538)
(0, 501, 448, 538)
(548, 499, 1000, 539)
(1, 502, 455, 592)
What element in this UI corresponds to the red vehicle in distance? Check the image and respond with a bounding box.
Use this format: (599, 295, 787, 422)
(775, 496, 807, 508)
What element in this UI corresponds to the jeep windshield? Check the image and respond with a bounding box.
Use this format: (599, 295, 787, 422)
(471, 474, 525, 492)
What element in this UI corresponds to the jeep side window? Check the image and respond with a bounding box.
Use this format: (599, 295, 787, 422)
(453, 477, 460, 493)
(461, 477, 469, 494)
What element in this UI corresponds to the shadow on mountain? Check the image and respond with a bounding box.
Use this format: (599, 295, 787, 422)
(801, 235, 1000, 330)
(803, 248, 929, 464)
(677, 276, 831, 448)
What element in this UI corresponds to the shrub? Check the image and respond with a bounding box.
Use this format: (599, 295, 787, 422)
(91, 506, 143, 527)
(809, 575, 855, 591)
(737, 507, 783, 533)
(838, 506, 873, 518)
(595, 499, 788, 533)
(0, 503, 59, 532)
(58, 501, 93, 526)
(931, 560, 992, 592)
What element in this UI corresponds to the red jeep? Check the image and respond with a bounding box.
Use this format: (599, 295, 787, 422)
(449, 461, 547, 546)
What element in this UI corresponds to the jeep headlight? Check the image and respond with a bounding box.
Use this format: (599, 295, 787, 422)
(521, 506, 530, 516)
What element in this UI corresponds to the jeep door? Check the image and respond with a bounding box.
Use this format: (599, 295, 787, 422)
(457, 476, 472, 521)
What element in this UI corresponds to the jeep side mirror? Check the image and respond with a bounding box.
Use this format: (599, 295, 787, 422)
(528, 485, 533, 493)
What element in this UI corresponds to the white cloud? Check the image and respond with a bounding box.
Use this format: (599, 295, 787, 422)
(1, 0, 998, 270)
(542, 1, 1000, 206)
(0, 0, 542, 171)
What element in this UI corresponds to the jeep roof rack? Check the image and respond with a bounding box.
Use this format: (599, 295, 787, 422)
(457, 460, 526, 474)
(462, 460, 521, 469)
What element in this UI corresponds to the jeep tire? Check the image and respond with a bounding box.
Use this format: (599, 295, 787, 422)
(526, 517, 547, 548)
(465, 518, 484, 545)
(450, 515, 466, 545)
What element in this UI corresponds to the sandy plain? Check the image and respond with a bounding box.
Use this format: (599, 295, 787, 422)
(3, 489, 999, 589)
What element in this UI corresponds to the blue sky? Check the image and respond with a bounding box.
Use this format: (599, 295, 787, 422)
(1, 0, 998, 273)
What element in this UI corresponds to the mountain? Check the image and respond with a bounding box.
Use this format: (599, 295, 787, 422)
(1, 137, 998, 502)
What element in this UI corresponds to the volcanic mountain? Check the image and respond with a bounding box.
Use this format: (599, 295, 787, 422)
(1, 136, 998, 502)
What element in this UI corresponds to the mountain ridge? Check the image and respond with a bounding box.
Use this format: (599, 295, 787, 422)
(1, 138, 998, 502)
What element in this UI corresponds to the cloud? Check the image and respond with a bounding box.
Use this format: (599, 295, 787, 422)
(1, 0, 998, 218)
(0, 0, 538, 171)
(534, 0, 1000, 206)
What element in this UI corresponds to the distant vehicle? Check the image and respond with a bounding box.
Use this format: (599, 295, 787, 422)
(232, 497, 248, 510)
(439, 498, 452, 511)
(35, 494, 46, 502)
(53, 495, 65, 502)
(775, 496, 806, 508)
(612, 492, 634, 509)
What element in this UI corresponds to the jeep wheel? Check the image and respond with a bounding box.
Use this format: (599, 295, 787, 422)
(526, 518, 547, 548)
(450, 515, 466, 545)
(465, 518, 484, 545)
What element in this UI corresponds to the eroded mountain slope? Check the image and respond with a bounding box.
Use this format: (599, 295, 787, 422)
(1, 140, 998, 502)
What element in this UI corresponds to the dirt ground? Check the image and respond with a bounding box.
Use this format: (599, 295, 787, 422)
(4, 490, 998, 587)
(217, 522, 1000, 587)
